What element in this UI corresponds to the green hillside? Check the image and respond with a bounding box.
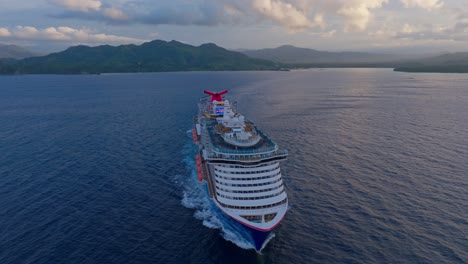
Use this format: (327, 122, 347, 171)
(0, 44, 38, 59)
(394, 53, 468, 73)
(242, 45, 408, 64)
(0, 40, 280, 74)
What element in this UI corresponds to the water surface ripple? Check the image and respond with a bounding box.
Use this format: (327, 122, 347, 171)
(0, 69, 466, 263)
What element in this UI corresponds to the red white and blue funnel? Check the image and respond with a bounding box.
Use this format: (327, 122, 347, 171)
(204, 90, 228, 102)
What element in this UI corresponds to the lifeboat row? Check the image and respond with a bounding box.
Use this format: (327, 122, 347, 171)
(192, 128, 198, 144)
(195, 154, 203, 182)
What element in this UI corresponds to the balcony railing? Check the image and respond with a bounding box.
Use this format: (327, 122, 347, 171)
(207, 149, 288, 162)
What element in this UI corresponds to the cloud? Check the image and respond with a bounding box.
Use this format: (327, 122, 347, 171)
(103, 7, 129, 21)
(45, 0, 450, 35)
(49, 0, 102, 12)
(395, 22, 468, 41)
(13, 26, 41, 39)
(252, 0, 315, 30)
(137, 2, 229, 26)
(321, 29, 337, 38)
(142, 0, 386, 32)
(48, 0, 321, 29)
(0, 28, 12, 37)
(134, 0, 327, 30)
(337, 0, 388, 31)
(401, 23, 414, 34)
(49, 0, 235, 25)
(400, 0, 443, 10)
(0, 26, 146, 44)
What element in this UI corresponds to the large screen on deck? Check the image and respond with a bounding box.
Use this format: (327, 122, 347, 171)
(215, 107, 224, 115)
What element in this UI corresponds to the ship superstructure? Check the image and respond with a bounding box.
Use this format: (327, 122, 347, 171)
(193, 90, 288, 250)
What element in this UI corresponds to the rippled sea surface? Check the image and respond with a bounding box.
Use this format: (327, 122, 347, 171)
(1, 69, 467, 264)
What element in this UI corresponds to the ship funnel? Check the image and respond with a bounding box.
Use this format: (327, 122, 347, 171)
(204, 90, 228, 102)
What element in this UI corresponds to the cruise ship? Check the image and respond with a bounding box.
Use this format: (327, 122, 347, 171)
(192, 90, 288, 251)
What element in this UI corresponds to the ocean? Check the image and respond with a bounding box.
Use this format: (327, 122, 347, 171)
(1, 69, 467, 263)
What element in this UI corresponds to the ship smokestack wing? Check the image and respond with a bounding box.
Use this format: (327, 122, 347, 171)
(204, 90, 228, 102)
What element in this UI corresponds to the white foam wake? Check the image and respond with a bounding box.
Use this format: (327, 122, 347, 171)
(178, 142, 256, 250)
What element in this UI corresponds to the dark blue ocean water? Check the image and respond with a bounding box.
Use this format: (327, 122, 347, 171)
(1, 69, 467, 264)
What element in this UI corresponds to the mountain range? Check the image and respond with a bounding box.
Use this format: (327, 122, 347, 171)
(394, 52, 468, 73)
(0, 40, 467, 74)
(1, 40, 280, 74)
(241, 45, 411, 65)
(0, 44, 38, 59)
(240, 45, 468, 72)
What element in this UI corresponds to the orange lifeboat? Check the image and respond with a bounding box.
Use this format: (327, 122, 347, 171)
(195, 154, 203, 182)
(197, 168, 203, 182)
(192, 128, 198, 143)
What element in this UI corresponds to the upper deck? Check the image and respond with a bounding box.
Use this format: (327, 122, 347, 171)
(197, 93, 288, 163)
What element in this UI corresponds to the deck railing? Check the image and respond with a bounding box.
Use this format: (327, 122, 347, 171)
(198, 102, 288, 162)
(207, 149, 288, 162)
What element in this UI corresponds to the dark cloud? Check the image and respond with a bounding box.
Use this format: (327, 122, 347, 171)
(136, 2, 233, 26)
(49, 10, 130, 25)
(47, 0, 318, 29)
(49, 0, 245, 26)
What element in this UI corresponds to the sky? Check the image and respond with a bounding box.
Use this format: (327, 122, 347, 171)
(0, 0, 467, 53)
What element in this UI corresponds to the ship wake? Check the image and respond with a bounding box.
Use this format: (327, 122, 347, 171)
(178, 140, 257, 250)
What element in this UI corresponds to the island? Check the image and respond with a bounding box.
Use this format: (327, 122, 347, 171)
(0, 40, 280, 74)
(1, 40, 468, 74)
